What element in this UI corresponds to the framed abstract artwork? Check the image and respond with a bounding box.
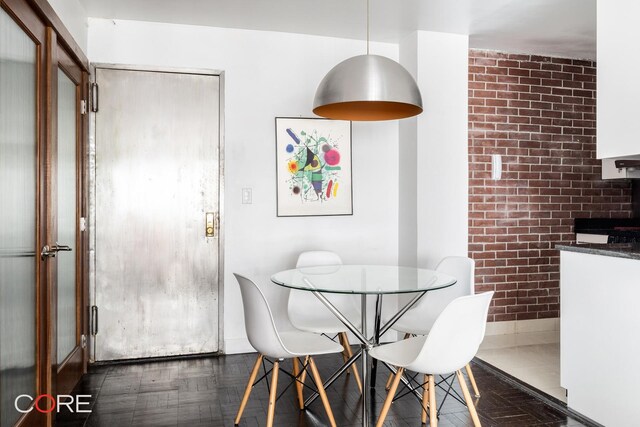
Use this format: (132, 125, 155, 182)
(275, 117, 353, 217)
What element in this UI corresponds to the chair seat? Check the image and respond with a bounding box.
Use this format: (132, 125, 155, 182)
(388, 309, 434, 336)
(369, 335, 426, 368)
(291, 307, 361, 334)
(279, 330, 344, 356)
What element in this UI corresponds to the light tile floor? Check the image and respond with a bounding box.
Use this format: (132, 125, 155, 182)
(477, 330, 566, 402)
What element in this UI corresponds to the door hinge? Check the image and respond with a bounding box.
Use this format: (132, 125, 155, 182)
(90, 305, 99, 336)
(80, 99, 87, 115)
(81, 334, 87, 349)
(90, 83, 99, 113)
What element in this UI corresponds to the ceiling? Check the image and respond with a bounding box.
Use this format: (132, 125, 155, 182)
(79, 0, 597, 60)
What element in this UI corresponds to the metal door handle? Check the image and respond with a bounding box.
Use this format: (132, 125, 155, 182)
(41, 243, 72, 260)
(205, 212, 218, 237)
(52, 243, 72, 252)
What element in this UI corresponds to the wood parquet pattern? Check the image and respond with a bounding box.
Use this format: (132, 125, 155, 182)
(56, 351, 588, 427)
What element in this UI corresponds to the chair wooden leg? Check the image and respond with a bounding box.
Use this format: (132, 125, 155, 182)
(385, 333, 411, 391)
(465, 363, 481, 397)
(338, 333, 350, 375)
(292, 357, 305, 410)
(340, 332, 363, 393)
(300, 355, 309, 387)
(428, 375, 437, 427)
(266, 361, 280, 427)
(308, 357, 337, 427)
(457, 370, 481, 427)
(234, 354, 263, 425)
(384, 372, 394, 391)
(421, 374, 429, 424)
(376, 367, 404, 427)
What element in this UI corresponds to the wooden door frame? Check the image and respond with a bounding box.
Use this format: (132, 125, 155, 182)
(0, 0, 47, 425)
(25, 0, 88, 71)
(46, 28, 89, 401)
(1, 1, 89, 426)
(90, 63, 226, 358)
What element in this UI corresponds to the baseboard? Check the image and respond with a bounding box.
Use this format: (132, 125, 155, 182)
(224, 338, 254, 355)
(92, 351, 221, 365)
(485, 318, 559, 335)
(223, 332, 398, 354)
(226, 321, 556, 351)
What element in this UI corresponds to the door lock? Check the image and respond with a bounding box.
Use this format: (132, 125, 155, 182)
(205, 212, 216, 237)
(41, 243, 72, 260)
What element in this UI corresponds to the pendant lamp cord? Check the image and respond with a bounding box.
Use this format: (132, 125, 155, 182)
(366, 0, 370, 54)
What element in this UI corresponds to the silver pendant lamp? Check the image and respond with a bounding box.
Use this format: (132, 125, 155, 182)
(312, 0, 423, 121)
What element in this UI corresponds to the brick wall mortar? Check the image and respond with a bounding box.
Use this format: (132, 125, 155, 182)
(468, 50, 633, 322)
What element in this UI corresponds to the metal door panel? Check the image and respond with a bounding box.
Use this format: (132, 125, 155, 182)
(95, 68, 220, 360)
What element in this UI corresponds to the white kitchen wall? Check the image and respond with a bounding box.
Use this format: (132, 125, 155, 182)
(402, 31, 469, 268)
(47, 0, 88, 53)
(417, 31, 469, 267)
(88, 18, 400, 353)
(398, 33, 419, 268)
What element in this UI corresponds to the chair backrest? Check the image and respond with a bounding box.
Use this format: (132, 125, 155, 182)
(407, 292, 494, 375)
(289, 251, 357, 325)
(234, 273, 291, 358)
(406, 256, 475, 329)
(296, 251, 343, 268)
(436, 256, 475, 295)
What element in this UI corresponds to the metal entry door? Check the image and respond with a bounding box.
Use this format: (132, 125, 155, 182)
(94, 67, 221, 361)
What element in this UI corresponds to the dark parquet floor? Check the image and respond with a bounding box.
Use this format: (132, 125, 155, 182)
(56, 351, 587, 427)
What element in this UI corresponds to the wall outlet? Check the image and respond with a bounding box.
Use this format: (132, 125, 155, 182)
(242, 188, 252, 204)
(491, 154, 502, 180)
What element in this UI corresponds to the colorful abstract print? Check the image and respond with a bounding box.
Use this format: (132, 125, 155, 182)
(284, 127, 343, 203)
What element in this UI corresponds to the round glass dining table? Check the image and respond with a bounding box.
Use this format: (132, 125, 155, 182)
(271, 265, 456, 426)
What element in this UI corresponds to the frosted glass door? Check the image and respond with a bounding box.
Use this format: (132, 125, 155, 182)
(56, 68, 78, 364)
(0, 8, 38, 427)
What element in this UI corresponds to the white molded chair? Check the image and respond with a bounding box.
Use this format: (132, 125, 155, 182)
(288, 251, 362, 392)
(234, 273, 344, 427)
(387, 256, 481, 397)
(372, 292, 494, 427)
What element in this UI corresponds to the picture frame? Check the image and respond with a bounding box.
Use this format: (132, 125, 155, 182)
(275, 117, 353, 217)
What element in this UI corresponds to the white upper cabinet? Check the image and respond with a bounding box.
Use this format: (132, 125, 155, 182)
(597, 0, 640, 159)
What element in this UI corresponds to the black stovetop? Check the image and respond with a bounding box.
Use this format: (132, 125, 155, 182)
(575, 218, 640, 243)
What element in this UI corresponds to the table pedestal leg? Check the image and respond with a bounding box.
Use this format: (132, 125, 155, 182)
(308, 283, 428, 427)
(361, 294, 369, 426)
(361, 345, 370, 425)
(370, 294, 382, 388)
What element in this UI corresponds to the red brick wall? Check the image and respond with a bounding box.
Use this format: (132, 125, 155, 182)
(468, 50, 633, 322)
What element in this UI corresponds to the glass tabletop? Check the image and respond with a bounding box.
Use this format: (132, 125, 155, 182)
(271, 265, 457, 295)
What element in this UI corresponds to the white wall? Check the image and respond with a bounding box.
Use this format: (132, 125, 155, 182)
(47, 0, 88, 54)
(398, 33, 418, 268)
(88, 18, 399, 353)
(401, 31, 469, 268)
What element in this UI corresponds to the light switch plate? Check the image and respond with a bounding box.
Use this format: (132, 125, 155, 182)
(242, 188, 252, 204)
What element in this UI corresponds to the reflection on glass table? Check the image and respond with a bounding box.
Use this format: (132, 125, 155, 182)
(271, 265, 457, 426)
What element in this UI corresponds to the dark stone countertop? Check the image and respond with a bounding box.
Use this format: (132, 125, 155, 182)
(556, 243, 640, 260)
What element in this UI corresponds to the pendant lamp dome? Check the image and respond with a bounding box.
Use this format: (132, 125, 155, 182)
(313, 54, 423, 121)
(312, 0, 423, 121)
